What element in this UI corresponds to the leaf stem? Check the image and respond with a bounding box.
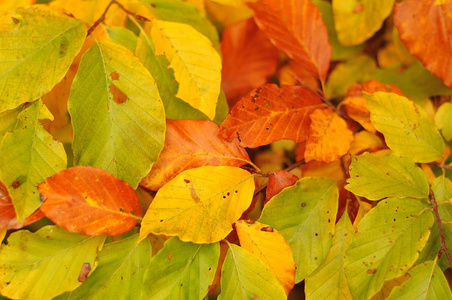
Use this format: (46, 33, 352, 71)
(429, 189, 452, 269)
(434, 162, 452, 171)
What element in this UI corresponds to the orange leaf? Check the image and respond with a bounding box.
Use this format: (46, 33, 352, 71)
(219, 84, 323, 148)
(394, 0, 452, 87)
(277, 61, 320, 92)
(221, 18, 279, 108)
(39, 166, 141, 236)
(304, 108, 354, 163)
(236, 220, 295, 295)
(140, 119, 251, 191)
(265, 170, 298, 204)
(249, 0, 331, 82)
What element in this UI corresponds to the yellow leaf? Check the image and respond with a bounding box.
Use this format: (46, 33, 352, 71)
(0, 0, 34, 15)
(236, 220, 295, 295)
(151, 20, 221, 120)
(139, 166, 255, 244)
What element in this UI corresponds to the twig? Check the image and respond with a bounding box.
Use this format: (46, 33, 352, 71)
(430, 189, 452, 269)
(434, 162, 452, 171)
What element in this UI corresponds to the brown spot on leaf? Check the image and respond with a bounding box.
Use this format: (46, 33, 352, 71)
(12, 181, 20, 189)
(11, 17, 20, 24)
(168, 253, 173, 260)
(353, 3, 364, 13)
(40, 194, 47, 202)
(109, 72, 128, 104)
(78, 263, 91, 282)
(301, 203, 306, 207)
(367, 268, 377, 274)
(261, 226, 273, 232)
(245, 219, 255, 224)
(184, 179, 190, 183)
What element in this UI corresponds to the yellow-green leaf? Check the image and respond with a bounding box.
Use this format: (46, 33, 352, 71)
(332, 0, 395, 46)
(366, 92, 445, 162)
(0, 5, 86, 112)
(0, 225, 105, 300)
(68, 40, 166, 189)
(151, 20, 221, 120)
(139, 166, 255, 244)
(435, 102, 452, 141)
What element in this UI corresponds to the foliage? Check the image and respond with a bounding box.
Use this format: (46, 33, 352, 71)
(0, 0, 452, 299)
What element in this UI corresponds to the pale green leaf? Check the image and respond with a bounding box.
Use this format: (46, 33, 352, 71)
(142, 237, 219, 299)
(346, 152, 429, 200)
(0, 106, 21, 141)
(151, 20, 221, 120)
(63, 234, 150, 300)
(387, 261, 452, 300)
(219, 243, 286, 300)
(0, 5, 86, 112)
(106, 26, 138, 52)
(366, 92, 445, 162)
(305, 211, 354, 300)
(344, 198, 434, 300)
(332, 0, 395, 46)
(258, 177, 338, 283)
(0, 100, 67, 221)
(0, 225, 105, 300)
(68, 40, 166, 189)
(435, 102, 452, 141)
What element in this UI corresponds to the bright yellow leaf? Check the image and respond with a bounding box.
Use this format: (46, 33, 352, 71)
(0, 0, 34, 15)
(151, 20, 221, 120)
(139, 166, 255, 244)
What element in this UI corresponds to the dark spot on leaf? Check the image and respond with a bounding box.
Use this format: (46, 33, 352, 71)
(301, 203, 306, 207)
(40, 194, 47, 202)
(78, 263, 91, 282)
(12, 181, 20, 189)
(261, 226, 273, 232)
(168, 253, 173, 260)
(209, 267, 212, 270)
(121, 276, 123, 280)
(235, 190, 238, 193)
(180, 284, 183, 287)
(151, 3, 156, 7)
(353, 3, 364, 13)
(184, 179, 190, 183)
(59, 38, 67, 57)
(223, 196, 226, 199)
(160, 220, 163, 222)
(246, 219, 255, 224)
(119, 207, 125, 212)
(110, 72, 120, 81)
(255, 107, 259, 111)
(328, 219, 331, 223)
(130, 211, 136, 215)
(367, 268, 377, 274)
(227, 192, 230, 196)
(46, 236, 51, 239)
(11, 17, 20, 24)
(315, 233, 318, 236)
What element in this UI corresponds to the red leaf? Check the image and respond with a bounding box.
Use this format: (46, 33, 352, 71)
(394, 0, 452, 87)
(39, 166, 141, 236)
(265, 170, 299, 204)
(141, 119, 251, 191)
(221, 18, 279, 108)
(220, 84, 323, 148)
(249, 0, 331, 82)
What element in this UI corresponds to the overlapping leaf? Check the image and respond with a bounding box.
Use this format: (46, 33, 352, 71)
(140, 119, 251, 191)
(435, 102, 452, 141)
(142, 237, 219, 299)
(344, 198, 434, 300)
(219, 243, 286, 300)
(366, 92, 445, 162)
(221, 18, 279, 106)
(220, 84, 323, 148)
(236, 220, 295, 295)
(139, 166, 255, 243)
(249, 0, 331, 82)
(259, 177, 338, 282)
(265, 170, 299, 204)
(0, 225, 105, 300)
(151, 20, 221, 119)
(0, 5, 86, 112)
(0, 100, 67, 221)
(394, 0, 452, 88)
(68, 40, 166, 188)
(39, 166, 141, 236)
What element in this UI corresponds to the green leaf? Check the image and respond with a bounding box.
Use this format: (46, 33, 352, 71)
(68, 40, 166, 189)
(366, 92, 445, 162)
(346, 152, 429, 200)
(387, 261, 452, 300)
(0, 100, 67, 221)
(344, 198, 434, 300)
(0, 106, 21, 141)
(62, 234, 150, 300)
(219, 243, 286, 300)
(305, 211, 354, 299)
(0, 225, 105, 300)
(332, 0, 395, 46)
(106, 26, 138, 52)
(142, 237, 219, 299)
(0, 5, 86, 112)
(435, 102, 452, 142)
(258, 177, 338, 283)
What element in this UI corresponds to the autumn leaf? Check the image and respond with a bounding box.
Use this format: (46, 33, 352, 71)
(265, 170, 299, 204)
(304, 108, 354, 163)
(394, 0, 452, 88)
(435, 102, 452, 141)
(221, 18, 279, 107)
(140, 119, 251, 191)
(220, 84, 323, 148)
(39, 166, 141, 236)
(236, 220, 295, 295)
(249, 0, 331, 82)
(139, 166, 255, 244)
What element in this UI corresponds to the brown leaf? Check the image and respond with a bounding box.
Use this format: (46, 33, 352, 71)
(140, 119, 251, 191)
(249, 0, 331, 82)
(394, 0, 452, 87)
(78, 263, 91, 282)
(265, 170, 298, 204)
(39, 166, 141, 236)
(221, 18, 279, 108)
(220, 84, 323, 148)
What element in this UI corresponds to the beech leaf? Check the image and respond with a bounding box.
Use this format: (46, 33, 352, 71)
(265, 170, 299, 204)
(39, 166, 141, 236)
(140, 119, 251, 191)
(139, 166, 255, 244)
(435, 102, 452, 141)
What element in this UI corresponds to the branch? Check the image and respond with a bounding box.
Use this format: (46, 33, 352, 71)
(434, 162, 452, 171)
(430, 189, 452, 269)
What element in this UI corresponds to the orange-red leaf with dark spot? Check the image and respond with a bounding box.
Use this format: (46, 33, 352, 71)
(39, 166, 141, 236)
(219, 84, 323, 148)
(265, 170, 299, 204)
